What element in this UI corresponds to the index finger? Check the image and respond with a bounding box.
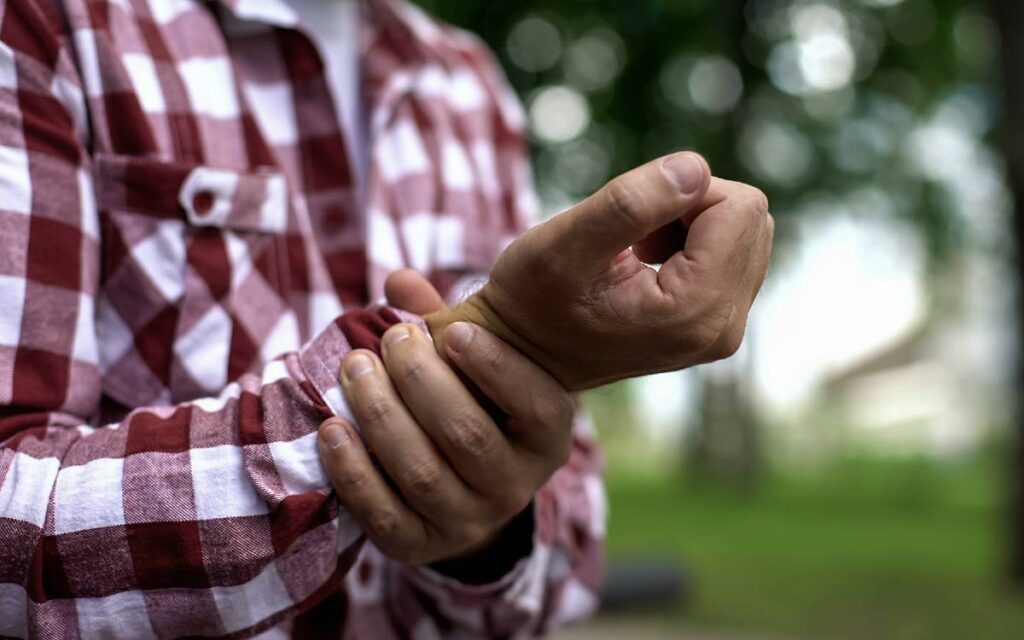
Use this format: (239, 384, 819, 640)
(442, 322, 574, 462)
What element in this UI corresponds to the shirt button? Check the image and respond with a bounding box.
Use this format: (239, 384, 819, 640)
(192, 191, 215, 216)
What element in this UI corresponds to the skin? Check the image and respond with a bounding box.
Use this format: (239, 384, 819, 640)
(318, 152, 775, 565)
(317, 269, 574, 564)
(426, 151, 775, 391)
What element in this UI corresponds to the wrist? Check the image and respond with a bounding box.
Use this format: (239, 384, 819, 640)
(424, 290, 521, 361)
(424, 287, 584, 390)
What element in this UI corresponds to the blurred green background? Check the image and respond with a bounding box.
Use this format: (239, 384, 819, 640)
(416, 1, 1023, 638)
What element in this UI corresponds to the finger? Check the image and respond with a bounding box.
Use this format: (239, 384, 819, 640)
(317, 418, 434, 563)
(632, 219, 687, 264)
(379, 324, 521, 496)
(384, 268, 446, 315)
(550, 151, 711, 267)
(340, 350, 475, 519)
(691, 218, 771, 364)
(659, 180, 769, 294)
(688, 179, 769, 267)
(631, 176, 746, 264)
(442, 322, 574, 462)
(751, 213, 776, 302)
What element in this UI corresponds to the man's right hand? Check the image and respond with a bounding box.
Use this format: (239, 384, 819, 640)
(425, 152, 775, 391)
(317, 271, 575, 568)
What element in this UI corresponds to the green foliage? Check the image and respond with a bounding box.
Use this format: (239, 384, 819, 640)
(418, 0, 1002, 271)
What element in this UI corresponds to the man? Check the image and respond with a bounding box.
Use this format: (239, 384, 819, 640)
(0, 0, 772, 638)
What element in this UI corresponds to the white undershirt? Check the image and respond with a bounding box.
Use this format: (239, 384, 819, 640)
(286, 0, 366, 186)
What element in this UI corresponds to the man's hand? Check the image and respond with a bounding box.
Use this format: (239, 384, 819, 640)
(426, 152, 774, 391)
(317, 272, 573, 566)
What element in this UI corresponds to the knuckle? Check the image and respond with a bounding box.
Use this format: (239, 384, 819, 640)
(688, 311, 747, 363)
(393, 354, 429, 384)
(404, 459, 443, 496)
(530, 390, 574, 431)
(679, 297, 733, 352)
(446, 411, 493, 458)
(478, 342, 508, 376)
(500, 229, 545, 276)
(696, 318, 730, 354)
(551, 435, 573, 469)
(549, 392, 576, 429)
(741, 185, 770, 216)
(331, 464, 369, 492)
(533, 430, 573, 476)
(457, 521, 491, 549)
(359, 391, 394, 425)
(498, 487, 534, 517)
(605, 176, 648, 231)
(381, 536, 423, 564)
(715, 320, 748, 360)
(364, 509, 401, 542)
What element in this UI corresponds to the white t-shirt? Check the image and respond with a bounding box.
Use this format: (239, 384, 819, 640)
(286, 0, 366, 185)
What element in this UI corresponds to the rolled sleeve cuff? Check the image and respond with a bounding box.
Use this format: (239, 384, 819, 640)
(401, 499, 553, 615)
(298, 305, 427, 417)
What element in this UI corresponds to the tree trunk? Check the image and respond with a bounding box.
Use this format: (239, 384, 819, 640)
(684, 0, 762, 492)
(991, 0, 1024, 586)
(688, 371, 760, 492)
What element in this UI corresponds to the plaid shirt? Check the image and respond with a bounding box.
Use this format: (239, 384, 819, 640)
(0, 0, 605, 637)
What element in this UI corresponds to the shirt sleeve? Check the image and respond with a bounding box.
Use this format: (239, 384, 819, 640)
(0, 4, 415, 636)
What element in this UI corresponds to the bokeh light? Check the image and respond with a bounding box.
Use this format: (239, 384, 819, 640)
(740, 119, 814, 186)
(689, 55, 745, 114)
(660, 54, 744, 115)
(506, 14, 563, 72)
(563, 27, 626, 92)
(528, 85, 591, 143)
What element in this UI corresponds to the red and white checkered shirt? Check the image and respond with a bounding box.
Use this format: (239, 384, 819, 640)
(0, 0, 605, 637)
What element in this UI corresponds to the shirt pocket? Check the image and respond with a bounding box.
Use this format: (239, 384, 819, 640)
(93, 154, 292, 409)
(94, 154, 288, 232)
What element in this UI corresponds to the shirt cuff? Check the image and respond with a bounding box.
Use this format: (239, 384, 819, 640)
(298, 305, 427, 417)
(401, 498, 548, 604)
(428, 501, 535, 585)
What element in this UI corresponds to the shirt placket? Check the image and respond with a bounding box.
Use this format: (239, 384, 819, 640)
(217, 1, 371, 315)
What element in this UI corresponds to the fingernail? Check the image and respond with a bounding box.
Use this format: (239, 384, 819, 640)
(344, 353, 374, 379)
(662, 152, 705, 195)
(445, 322, 474, 353)
(383, 325, 410, 348)
(321, 421, 350, 449)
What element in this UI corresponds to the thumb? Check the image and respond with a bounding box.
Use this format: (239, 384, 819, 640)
(553, 151, 711, 268)
(384, 268, 446, 315)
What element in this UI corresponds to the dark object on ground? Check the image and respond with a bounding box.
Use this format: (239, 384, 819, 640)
(991, 0, 1024, 588)
(599, 558, 690, 612)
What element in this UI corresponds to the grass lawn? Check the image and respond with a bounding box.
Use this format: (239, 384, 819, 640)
(602, 456, 1024, 640)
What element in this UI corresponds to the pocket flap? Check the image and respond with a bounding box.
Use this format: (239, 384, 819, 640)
(94, 154, 288, 233)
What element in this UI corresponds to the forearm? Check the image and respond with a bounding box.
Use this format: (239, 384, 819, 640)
(0, 305, 422, 638)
